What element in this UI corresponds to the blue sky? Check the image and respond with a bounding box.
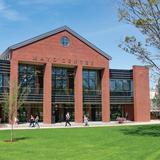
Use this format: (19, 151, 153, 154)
(0, 0, 143, 69)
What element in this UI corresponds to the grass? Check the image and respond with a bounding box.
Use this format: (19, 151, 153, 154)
(0, 125, 160, 160)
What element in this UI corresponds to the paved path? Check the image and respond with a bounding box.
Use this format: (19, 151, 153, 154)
(0, 120, 160, 130)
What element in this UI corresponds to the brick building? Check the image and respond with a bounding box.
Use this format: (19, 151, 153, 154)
(0, 26, 150, 123)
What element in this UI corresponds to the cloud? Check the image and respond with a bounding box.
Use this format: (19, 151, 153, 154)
(0, 0, 24, 21)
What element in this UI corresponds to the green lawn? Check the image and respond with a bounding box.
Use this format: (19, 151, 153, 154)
(0, 125, 160, 160)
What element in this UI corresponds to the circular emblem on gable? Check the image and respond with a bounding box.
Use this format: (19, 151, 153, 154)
(60, 36, 70, 47)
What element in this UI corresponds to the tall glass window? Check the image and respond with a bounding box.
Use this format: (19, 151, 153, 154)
(0, 73, 10, 94)
(83, 104, 101, 121)
(0, 73, 9, 87)
(18, 64, 44, 93)
(83, 70, 101, 95)
(110, 79, 133, 96)
(0, 74, 2, 87)
(52, 67, 74, 95)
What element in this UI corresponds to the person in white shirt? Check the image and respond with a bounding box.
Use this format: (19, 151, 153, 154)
(14, 117, 19, 125)
(65, 112, 71, 126)
(84, 115, 89, 126)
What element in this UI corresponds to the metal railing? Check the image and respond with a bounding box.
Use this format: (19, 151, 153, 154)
(21, 88, 43, 102)
(52, 89, 102, 95)
(52, 89, 74, 95)
(0, 86, 9, 101)
(83, 89, 101, 95)
(52, 89, 74, 103)
(0, 86, 9, 93)
(110, 91, 133, 104)
(83, 90, 102, 104)
(110, 91, 133, 97)
(22, 88, 43, 95)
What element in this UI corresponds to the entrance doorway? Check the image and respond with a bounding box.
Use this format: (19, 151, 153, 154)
(110, 105, 123, 121)
(52, 104, 74, 123)
(110, 104, 134, 121)
(18, 104, 43, 122)
(83, 104, 102, 121)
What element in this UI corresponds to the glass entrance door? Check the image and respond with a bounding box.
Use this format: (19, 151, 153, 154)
(52, 104, 74, 123)
(18, 104, 43, 122)
(83, 104, 102, 121)
(110, 104, 125, 121)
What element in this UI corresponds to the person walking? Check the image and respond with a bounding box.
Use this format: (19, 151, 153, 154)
(84, 115, 89, 126)
(14, 117, 19, 125)
(29, 115, 35, 127)
(65, 112, 71, 126)
(35, 115, 40, 128)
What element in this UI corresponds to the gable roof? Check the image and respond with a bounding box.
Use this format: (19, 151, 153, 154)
(1, 26, 112, 60)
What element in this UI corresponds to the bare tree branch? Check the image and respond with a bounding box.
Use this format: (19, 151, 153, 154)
(118, 0, 160, 76)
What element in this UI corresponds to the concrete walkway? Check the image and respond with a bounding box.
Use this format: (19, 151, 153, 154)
(0, 120, 160, 130)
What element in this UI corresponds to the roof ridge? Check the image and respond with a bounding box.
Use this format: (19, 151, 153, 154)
(2, 26, 112, 60)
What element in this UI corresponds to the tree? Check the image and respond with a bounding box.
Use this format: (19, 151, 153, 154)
(118, 0, 160, 75)
(152, 78, 160, 108)
(2, 83, 28, 142)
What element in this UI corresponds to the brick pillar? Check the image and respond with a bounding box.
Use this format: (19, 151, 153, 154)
(9, 59, 18, 124)
(43, 63, 52, 124)
(74, 65, 83, 123)
(133, 66, 150, 121)
(124, 104, 134, 121)
(101, 65, 110, 122)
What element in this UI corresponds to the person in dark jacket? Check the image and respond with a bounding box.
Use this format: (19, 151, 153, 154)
(29, 115, 35, 127)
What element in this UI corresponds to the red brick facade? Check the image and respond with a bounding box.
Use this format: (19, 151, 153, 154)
(133, 66, 150, 121)
(1, 27, 150, 123)
(9, 30, 110, 123)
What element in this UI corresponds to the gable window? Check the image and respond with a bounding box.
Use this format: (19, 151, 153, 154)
(60, 36, 70, 47)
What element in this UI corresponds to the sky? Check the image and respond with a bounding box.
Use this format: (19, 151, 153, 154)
(0, 0, 144, 70)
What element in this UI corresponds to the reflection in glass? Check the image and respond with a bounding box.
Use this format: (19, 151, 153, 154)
(116, 80, 123, 91)
(110, 80, 115, 92)
(123, 80, 130, 91)
(52, 67, 74, 95)
(0, 73, 9, 88)
(83, 70, 101, 95)
(110, 79, 133, 96)
(0, 74, 2, 87)
(18, 64, 44, 94)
